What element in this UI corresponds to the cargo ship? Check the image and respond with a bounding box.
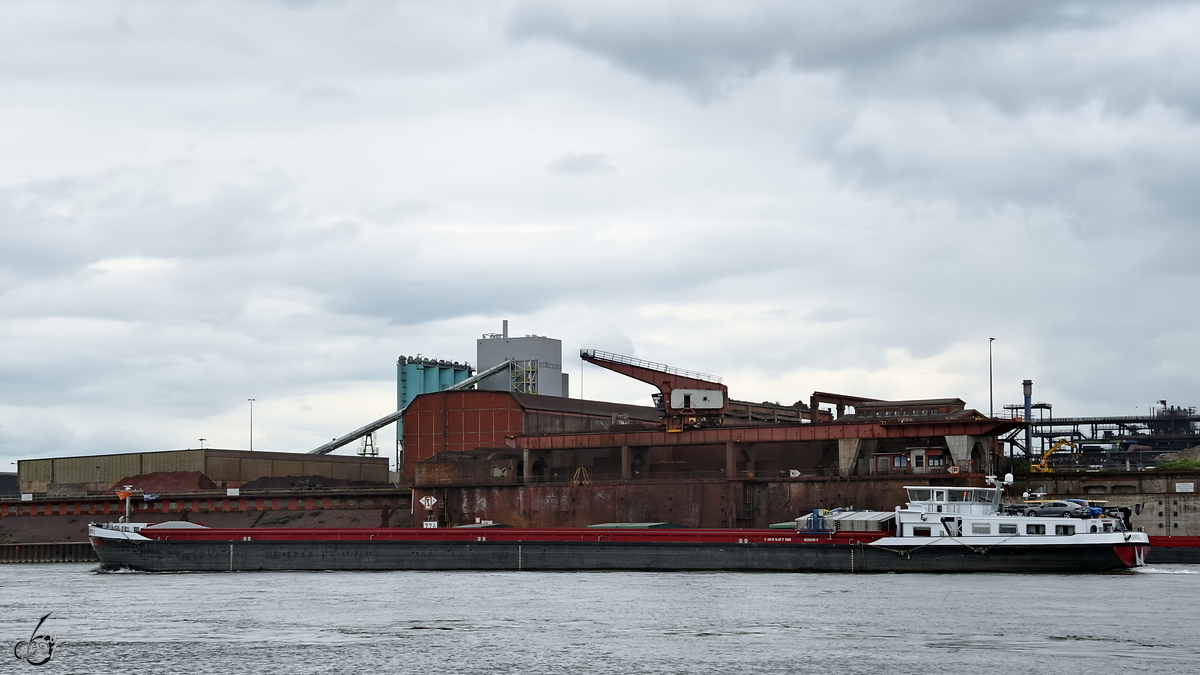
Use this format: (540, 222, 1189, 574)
(89, 477, 1150, 573)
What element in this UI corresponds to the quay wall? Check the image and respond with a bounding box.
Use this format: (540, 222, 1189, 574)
(422, 471, 1200, 533)
(0, 542, 96, 563)
(417, 475, 967, 529)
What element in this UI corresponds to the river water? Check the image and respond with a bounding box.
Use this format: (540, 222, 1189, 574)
(1, 564, 1198, 674)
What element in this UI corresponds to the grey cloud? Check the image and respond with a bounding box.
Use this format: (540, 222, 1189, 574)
(273, 81, 355, 102)
(548, 152, 614, 176)
(826, 101, 1200, 240)
(0, 170, 350, 295)
(506, 1, 1200, 250)
(0, 1, 1197, 463)
(0, 2, 499, 85)
(507, 2, 1074, 90)
(508, 1, 1198, 113)
(362, 202, 431, 226)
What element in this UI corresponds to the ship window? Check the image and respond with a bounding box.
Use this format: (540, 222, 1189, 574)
(948, 490, 969, 502)
(999, 524, 1018, 535)
(974, 491, 996, 503)
(933, 490, 946, 501)
(1055, 525, 1076, 536)
(908, 489, 932, 501)
(972, 523, 991, 534)
(912, 527, 931, 537)
(1026, 524, 1046, 535)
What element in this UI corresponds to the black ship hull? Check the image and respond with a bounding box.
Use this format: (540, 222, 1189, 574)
(92, 537, 1143, 574)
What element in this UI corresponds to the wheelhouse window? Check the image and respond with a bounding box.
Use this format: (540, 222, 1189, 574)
(908, 489, 932, 501)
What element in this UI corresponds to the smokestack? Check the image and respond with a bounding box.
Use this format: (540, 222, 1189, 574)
(1023, 379, 1033, 461)
(502, 320, 508, 339)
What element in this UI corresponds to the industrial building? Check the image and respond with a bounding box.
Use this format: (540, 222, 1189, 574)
(17, 449, 388, 496)
(403, 390, 661, 485)
(404, 391, 1016, 485)
(476, 323, 567, 397)
(394, 347, 1022, 529)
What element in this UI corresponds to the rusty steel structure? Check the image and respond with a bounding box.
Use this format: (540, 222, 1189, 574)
(809, 391, 881, 420)
(513, 418, 1016, 450)
(398, 383, 1022, 529)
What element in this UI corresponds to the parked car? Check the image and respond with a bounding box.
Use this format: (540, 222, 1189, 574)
(1064, 499, 1105, 517)
(1024, 500, 1089, 518)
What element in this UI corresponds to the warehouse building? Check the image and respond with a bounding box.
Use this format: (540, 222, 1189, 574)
(18, 449, 389, 495)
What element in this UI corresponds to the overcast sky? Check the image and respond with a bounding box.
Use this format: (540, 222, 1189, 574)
(2, 1, 1198, 467)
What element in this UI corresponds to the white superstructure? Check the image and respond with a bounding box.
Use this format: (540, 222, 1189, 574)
(799, 475, 1150, 564)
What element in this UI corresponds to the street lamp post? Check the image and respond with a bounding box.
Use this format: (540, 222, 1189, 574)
(988, 338, 996, 418)
(248, 399, 255, 451)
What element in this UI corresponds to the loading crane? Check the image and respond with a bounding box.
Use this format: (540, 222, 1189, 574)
(579, 349, 728, 432)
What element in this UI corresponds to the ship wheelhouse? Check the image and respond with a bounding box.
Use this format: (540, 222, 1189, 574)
(895, 485, 1124, 538)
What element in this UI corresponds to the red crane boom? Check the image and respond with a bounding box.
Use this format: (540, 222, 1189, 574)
(579, 349, 728, 431)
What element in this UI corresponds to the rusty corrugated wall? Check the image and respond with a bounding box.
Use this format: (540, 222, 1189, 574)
(19, 449, 388, 493)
